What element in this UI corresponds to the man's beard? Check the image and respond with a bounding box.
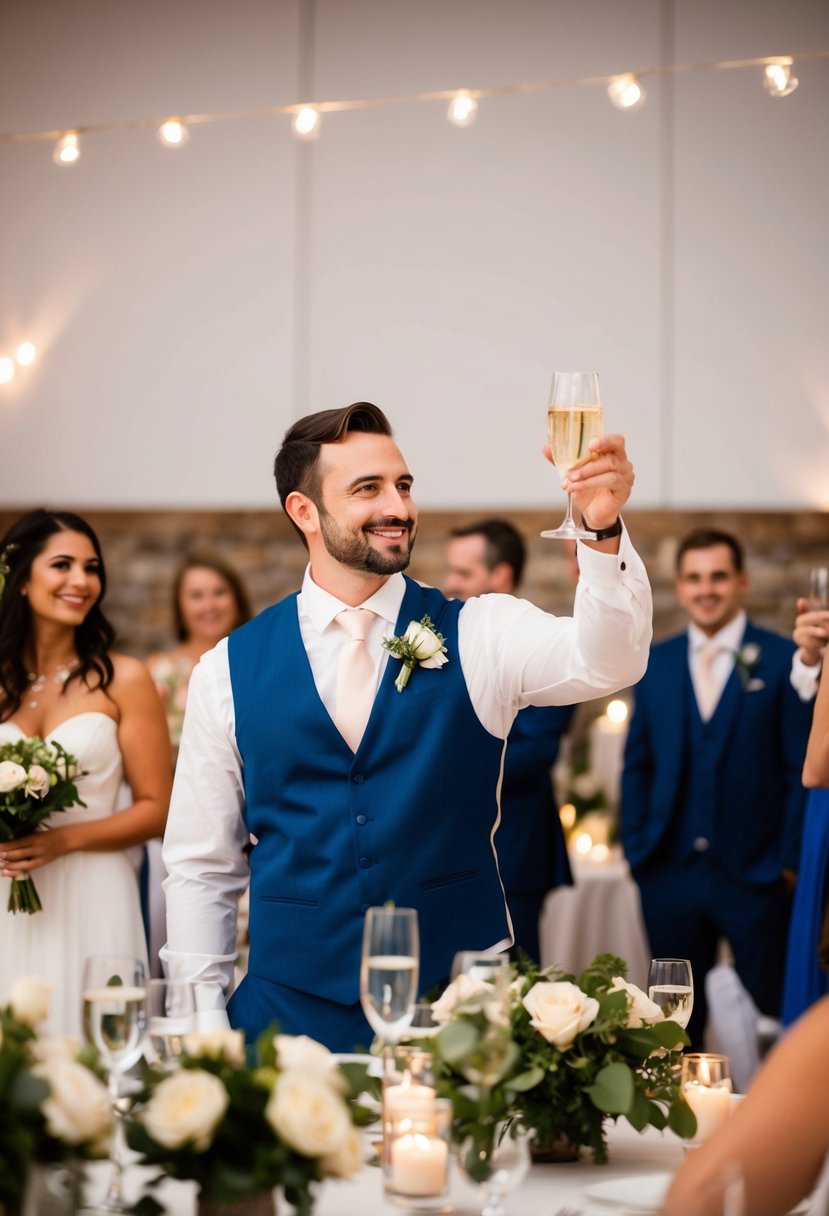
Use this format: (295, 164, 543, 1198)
(318, 510, 416, 575)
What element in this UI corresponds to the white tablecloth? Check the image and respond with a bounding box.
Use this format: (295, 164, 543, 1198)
(540, 849, 651, 989)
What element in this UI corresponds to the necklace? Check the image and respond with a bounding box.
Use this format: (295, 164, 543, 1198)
(26, 658, 80, 710)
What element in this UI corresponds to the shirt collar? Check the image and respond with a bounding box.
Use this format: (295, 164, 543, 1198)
(299, 566, 407, 635)
(688, 610, 747, 655)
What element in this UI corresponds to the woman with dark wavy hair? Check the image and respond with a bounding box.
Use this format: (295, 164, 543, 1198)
(0, 509, 171, 1035)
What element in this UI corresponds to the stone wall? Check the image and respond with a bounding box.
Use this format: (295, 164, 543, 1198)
(1, 507, 826, 658)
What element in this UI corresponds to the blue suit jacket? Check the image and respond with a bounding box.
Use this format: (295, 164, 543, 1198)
(620, 621, 811, 884)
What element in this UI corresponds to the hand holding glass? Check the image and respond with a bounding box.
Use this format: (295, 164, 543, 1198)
(541, 371, 604, 541)
(360, 906, 420, 1044)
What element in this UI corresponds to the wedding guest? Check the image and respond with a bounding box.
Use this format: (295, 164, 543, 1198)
(661, 995, 829, 1216)
(0, 510, 171, 1036)
(444, 518, 575, 962)
(162, 401, 652, 1050)
(620, 529, 812, 1049)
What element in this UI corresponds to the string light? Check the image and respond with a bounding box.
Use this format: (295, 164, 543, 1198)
(157, 118, 190, 147)
(447, 91, 478, 127)
(53, 132, 80, 165)
(0, 357, 15, 386)
(292, 107, 320, 139)
(607, 699, 629, 724)
(607, 73, 646, 110)
(763, 60, 799, 97)
(15, 342, 36, 367)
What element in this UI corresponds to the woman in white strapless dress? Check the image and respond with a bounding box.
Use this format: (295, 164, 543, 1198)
(0, 510, 171, 1037)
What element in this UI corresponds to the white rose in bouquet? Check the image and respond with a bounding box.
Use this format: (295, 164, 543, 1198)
(522, 980, 599, 1050)
(24, 764, 52, 798)
(0, 760, 27, 793)
(274, 1034, 341, 1087)
(319, 1124, 363, 1178)
(182, 1028, 246, 1066)
(265, 1070, 351, 1158)
(10, 975, 52, 1026)
(431, 973, 494, 1024)
(141, 1068, 229, 1151)
(34, 1056, 111, 1146)
(608, 976, 664, 1027)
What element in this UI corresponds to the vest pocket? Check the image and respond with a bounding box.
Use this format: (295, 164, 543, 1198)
(258, 894, 320, 907)
(420, 867, 480, 891)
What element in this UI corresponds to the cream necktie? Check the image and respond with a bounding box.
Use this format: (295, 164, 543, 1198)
(696, 642, 723, 722)
(334, 608, 377, 752)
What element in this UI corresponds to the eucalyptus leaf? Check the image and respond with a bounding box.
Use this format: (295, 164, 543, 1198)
(668, 1098, 698, 1139)
(504, 1065, 544, 1093)
(436, 1018, 480, 1063)
(586, 1061, 634, 1114)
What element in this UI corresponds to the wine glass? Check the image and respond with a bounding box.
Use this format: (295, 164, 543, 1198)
(540, 371, 604, 540)
(450, 951, 509, 983)
(809, 566, 829, 610)
(458, 1121, 532, 1216)
(82, 955, 148, 1211)
(360, 906, 420, 1045)
(648, 957, 694, 1030)
(145, 978, 197, 1071)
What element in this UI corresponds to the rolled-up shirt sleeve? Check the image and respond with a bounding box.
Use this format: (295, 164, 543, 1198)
(791, 651, 821, 703)
(459, 523, 652, 738)
(160, 641, 249, 1023)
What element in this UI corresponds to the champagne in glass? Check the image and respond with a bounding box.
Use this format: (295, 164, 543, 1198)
(648, 957, 694, 1030)
(145, 978, 197, 1070)
(360, 906, 419, 1044)
(541, 371, 604, 541)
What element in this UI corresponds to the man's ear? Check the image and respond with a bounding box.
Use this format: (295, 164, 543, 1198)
(285, 491, 320, 539)
(489, 562, 517, 594)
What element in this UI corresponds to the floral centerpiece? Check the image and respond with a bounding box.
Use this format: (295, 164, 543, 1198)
(429, 954, 695, 1176)
(127, 1028, 371, 1216)
(0, 737, 86, 913)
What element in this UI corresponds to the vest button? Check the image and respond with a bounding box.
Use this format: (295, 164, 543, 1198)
(359, 856, 371, 869)
(356, 814, 368, 825)
(352, 773, 365, 785)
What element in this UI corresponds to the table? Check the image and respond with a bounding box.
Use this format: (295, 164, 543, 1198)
(540, 849, 651, 988)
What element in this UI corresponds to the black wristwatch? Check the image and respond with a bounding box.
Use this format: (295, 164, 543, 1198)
(581, 515, 623, 541)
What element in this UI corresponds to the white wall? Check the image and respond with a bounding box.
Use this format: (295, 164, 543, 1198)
(1, 0, 827, 509)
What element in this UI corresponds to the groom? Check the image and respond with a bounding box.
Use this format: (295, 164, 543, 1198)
(162, 401, 652, 1050)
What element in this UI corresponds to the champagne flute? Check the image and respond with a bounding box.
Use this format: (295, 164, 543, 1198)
(82, 956, 148, 1212)
(450, 951, 509, 983)
(809, 566, 829, 610)
(648, 957, 694, 1030)
(360, 906, 420, 1045)
(145, 978, 197, 1071)
(541, 371, 604, 540)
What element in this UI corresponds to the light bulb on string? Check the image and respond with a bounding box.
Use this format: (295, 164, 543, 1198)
(292, 107, 320, 139)
(607, 699, 629, 725)
(763, 60, 799, 97)
(157, 118, 190, 148)
(0, 357, 16, 386)
(53, 132, 80, 166)
(447, 91, 478, 127)
(607, 73, 646, 110)
(15, 342, 36, 367)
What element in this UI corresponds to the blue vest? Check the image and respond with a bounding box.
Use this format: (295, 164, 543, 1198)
(673, 667, 741, 860)
(227, 576, 509, 1014)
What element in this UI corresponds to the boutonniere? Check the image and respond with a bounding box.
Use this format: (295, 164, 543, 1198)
(733, 642, 765, 691)
(382, 614, 448, 692)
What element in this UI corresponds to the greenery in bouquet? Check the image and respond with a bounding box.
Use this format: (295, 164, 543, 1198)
(0, 737, 86, 913)
(0, 978, 112, 1215)
(127, 1027, 373, 1216)
(429, 953, 696, 1177)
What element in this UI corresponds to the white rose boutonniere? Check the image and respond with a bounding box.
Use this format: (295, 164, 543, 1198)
(733, 642, 765, 692)
(382, 614, 448, 692)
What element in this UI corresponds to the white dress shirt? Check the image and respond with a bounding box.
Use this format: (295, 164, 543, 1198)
(162, 526, 652, 1023)
(688, 612, 747, 718)
(791, 651, 821, 703)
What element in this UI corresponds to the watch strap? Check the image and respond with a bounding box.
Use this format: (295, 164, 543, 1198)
(581, 515, 623, 541)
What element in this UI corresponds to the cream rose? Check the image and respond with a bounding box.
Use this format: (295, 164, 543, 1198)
(430, 973, 494, 1024)
(34, 1056, 111, 1146)
(275, 1034, 340, 1084)
(608, 976, 664, 1027)
(522, 980, 599, 1050)
(182, 1028, 246, 1066)
(0, 760, 27, 793)
(265, 1070, 351, 1158)
(10, 976, 52, 1026)
(320, 1124, 363, 1177)
(402, 621, 448, 668)
(142, 1068, 229, 1151)
(24, 764, 52, 798)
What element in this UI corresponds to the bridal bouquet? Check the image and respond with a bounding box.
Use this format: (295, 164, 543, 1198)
(429, 953, 695, 1174)
(127, 1028, 371, 1216)
(0, 737, 85, 913)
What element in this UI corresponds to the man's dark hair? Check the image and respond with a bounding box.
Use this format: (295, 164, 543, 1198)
(676, 528, 745, 574)
(449, 518, 527, 589)
(274, 402, 392, 545)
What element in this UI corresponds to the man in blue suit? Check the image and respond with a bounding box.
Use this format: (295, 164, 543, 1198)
(621, 529, 811, 1049)
(163, 402, 652, 1049)
(444, 518, 575, 962)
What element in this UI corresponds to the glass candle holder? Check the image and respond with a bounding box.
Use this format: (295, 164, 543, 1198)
(384, 1097, 452, 1211)
(681, 1053, 733, 1147)
(383, 1046, 437, 1170)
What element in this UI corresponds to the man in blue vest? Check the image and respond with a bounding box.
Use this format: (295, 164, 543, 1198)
(444, 518, 575, 963)
(620, 529, 811, 1049)
(162, 401, 652, 1050)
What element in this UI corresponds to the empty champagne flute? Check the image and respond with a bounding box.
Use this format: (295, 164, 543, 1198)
(541, 371, 604, 540)
(648, 957, 694, 1030)
(82, 955, 148, 1211)
(360, 906, 420, 1045)
(145, 978, 197, 1071)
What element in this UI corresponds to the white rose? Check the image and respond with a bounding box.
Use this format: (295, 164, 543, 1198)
(275, 1034, 341, 1086)
(402, 621, 448, 668)
(740, 643, 761, 665)
(266, 1070, 351, 1158)
(182, 1028, 246, 1066)
(24, 764, 51, 798)
(142, 1068, 229, 1151)
(522, 980, 599, 1050)
(608, 976, 664, 1027)
(10, 976, 52, 1026)
(320, 1125, 363, 1178)
(0, 760, 27, 793)
(34, 1056, 111, 1146)
(430, 974, 494, 1024)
